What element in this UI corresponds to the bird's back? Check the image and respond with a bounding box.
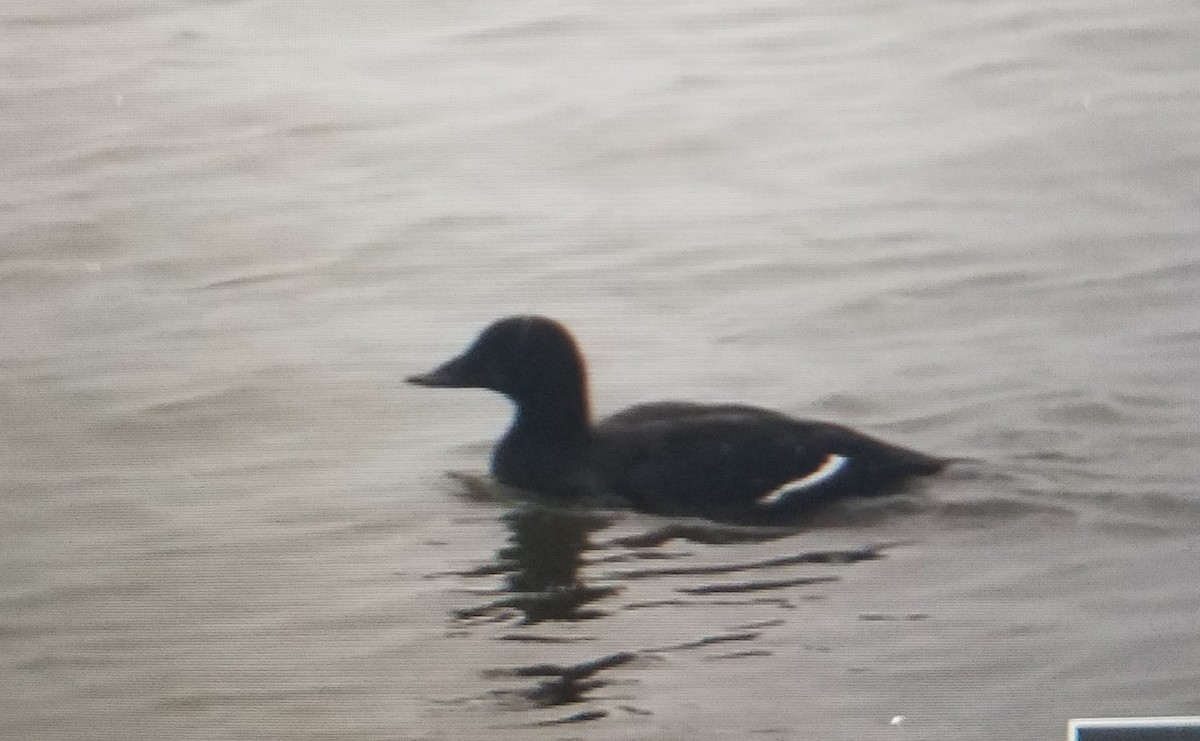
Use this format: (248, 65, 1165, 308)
(588, 402, 943, 522)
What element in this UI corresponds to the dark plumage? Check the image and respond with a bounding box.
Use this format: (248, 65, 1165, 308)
(409, 316, 945, 524)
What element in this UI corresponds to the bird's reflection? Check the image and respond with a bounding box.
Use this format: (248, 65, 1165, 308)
(458, 506, 618, 624)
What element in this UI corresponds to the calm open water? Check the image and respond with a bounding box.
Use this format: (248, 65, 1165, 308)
(2, 1, 1199, 739)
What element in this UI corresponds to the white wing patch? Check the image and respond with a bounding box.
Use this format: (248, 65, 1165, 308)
(756, 454, 850, 506)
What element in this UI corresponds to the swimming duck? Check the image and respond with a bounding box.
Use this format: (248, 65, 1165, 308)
(409, 316, 944, 524)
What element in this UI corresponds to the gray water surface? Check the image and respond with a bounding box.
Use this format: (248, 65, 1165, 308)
(3, 1, 1199, 739)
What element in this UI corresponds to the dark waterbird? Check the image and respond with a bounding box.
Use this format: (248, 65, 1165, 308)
(409, 316, 945, 524)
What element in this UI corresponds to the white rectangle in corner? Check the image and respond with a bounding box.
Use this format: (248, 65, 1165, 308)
(1069, 717, 1200, 741)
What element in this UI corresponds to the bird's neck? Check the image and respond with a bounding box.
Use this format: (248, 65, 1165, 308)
(516, 393, 590, 438)
(494, 387, 591, 491)
(511, 384, 591, 442)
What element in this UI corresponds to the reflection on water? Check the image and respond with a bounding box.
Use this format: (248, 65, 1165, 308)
(483, 650, 639, 715)
(452, 505, 632, 715)
(455, 506, 619, 624)
(448, 496, 906, 722)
